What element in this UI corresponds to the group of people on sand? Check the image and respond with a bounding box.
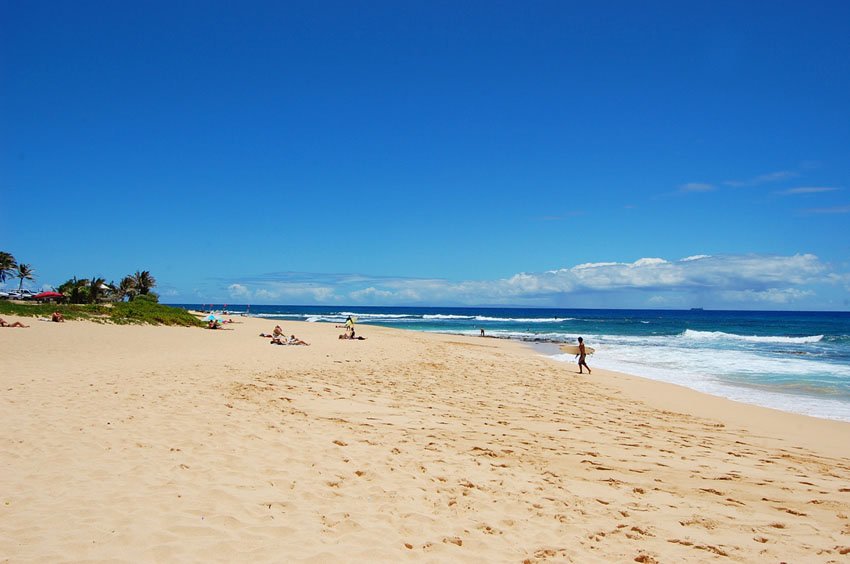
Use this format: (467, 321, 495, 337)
(256, 316, 367, 344)
(259, 324, 310, 346)
(1, 311, 65, 328)
(339, 325, 366, 340)
(338, 315, 366, 340)
(207, 317, 236, 329)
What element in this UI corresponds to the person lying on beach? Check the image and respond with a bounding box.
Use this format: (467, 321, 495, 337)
(0, 318, 29, 328)
(51, 311, 65, 322)
(260, 325, 284, 338)
(339, 327, 366, 340)
(269, 330, 306, 346)
(288, 334, 310, 346)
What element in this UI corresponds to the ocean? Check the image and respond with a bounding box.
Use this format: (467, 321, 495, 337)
(177, 305, 850, 422)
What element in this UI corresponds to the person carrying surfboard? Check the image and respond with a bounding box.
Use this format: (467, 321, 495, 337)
(576, 337, 592, 374)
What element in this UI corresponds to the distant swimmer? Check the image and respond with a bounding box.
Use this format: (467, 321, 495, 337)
(576, 336, 591, 374)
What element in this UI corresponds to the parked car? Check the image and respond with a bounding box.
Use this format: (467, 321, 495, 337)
(7, 289, 36, 300)
(0, 291, 9, 299)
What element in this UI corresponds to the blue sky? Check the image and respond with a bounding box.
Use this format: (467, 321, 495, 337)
(2, 1, 849, 309)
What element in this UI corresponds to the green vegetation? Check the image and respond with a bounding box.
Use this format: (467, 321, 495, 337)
(108, 294, 201, 326)
(58, 276, 89, 304)
(0, 252, 16, 284)
(1, 250, 195, 326)
(132, 270, 157, 295)
(15, 263, 34, 292)
(0, 298, 203, 327)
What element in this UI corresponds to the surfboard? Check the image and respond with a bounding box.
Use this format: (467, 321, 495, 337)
(560, 344, 595, 355)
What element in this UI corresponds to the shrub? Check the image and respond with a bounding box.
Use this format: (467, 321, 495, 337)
(109, 299, 201, 326)
(0, 300, 202, 327)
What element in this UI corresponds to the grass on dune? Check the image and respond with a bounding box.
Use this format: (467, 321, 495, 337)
(0, 297, 203, 327)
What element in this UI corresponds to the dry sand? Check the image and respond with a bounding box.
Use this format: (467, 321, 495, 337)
(1, 313, 849, 562)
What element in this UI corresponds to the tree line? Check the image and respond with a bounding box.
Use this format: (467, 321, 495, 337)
(0, 251, 157, 304)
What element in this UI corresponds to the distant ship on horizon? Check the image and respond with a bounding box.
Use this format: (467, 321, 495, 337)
(690, 307, 705, 311)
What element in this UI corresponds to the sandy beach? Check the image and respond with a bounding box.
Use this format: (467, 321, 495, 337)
(1, 314, 849, 562)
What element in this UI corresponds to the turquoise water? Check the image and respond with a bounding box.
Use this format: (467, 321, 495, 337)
(178, 305, 850, 422)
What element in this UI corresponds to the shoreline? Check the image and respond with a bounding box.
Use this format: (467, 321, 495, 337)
(521, 340, 850, 453)
(2, 314, 849, 560)
(522, 339, 850, 424)
(215, 305, 850, 424)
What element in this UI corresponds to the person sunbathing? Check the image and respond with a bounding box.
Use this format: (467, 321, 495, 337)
(288, 335, 310, 346)
(262, 325, 285, 338)
(0, 318, 29, 328)
(339, 327, 366, 340)
(51, 311, 65, 322)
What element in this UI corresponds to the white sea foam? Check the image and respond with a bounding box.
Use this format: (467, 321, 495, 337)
(682, 329, 823, 344)
(473, 316, 574, 323)
(550, 342, 850, 421)
(252, 313, 306, 319)
(423, 314, 475, 320)
(337, 312, 414, 319)
(255, 312, 421, 323)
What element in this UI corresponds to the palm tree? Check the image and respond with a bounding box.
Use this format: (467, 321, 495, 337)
(132, 270, 156, 295)
(88, 276, 107, 304)
(0, 252, 16, 285)
(15, 263, 34, 293)
(118, 275, 137, 301)
(59, 277, 90, 304)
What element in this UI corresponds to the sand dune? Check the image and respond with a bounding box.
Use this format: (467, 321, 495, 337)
(1, 314, 848, 562)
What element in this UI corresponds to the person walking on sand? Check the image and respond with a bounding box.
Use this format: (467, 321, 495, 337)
(576, 336, 591, 374)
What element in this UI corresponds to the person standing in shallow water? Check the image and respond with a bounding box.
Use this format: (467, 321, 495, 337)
(576, 336, 591, 374)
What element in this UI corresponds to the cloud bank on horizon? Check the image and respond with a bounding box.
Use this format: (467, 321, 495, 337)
(216, 253, 849, 310)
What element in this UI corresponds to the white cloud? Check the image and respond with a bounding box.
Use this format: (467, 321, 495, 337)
(454, 254, 827, 301)
(678, 182, 715, 193)
(804, 205, 850, 214)
(350, 287, 394, 300)
(218, 253, 843, 307)
(778, 186, 839, 195)
(720, 288, 814, 304)
(633, 258, 667, 267)
(230, 282, 339, 303)
(724, 170, 798, 187)
(228, 283, 251, 298)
